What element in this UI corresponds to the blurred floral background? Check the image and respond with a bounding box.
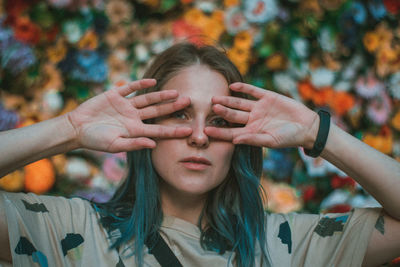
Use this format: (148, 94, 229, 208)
(1, 0, 400, 223)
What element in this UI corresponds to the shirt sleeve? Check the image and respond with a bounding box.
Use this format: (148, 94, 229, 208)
(1, 191, 118, 267)
(265, 207, 382, 267)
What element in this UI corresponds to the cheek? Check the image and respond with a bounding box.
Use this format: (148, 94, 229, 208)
(214, 143, 235, 174)
(151, 140, 176, 173)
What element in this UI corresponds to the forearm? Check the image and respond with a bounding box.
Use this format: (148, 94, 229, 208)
(0, 114, 79, 177)
(321, 123, 400, 220)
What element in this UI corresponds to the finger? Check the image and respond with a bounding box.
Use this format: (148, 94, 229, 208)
(132, 90, 178, 108)
(229, 82, 266, 99)
(109, 137, 156, 152)
(212, 104, 249, 124)
(139, 124, 192, 138)
(233, 133, 276, 147)
(212, 95, 254, 111)
(139, 97, 190, 120)
(204, 127, 244, 141)
(115, 79, 157, 97)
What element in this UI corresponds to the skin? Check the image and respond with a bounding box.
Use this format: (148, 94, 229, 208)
(151, 65, 235, 224)
(0, 62, 399, 264)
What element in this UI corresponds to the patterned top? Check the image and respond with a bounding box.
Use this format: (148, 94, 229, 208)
(1, 191, 381, 267)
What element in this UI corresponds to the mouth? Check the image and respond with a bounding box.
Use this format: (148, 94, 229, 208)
(180, 157, 211, 170)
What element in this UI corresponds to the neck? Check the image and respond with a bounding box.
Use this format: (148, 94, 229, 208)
(159, 181, 208, 226)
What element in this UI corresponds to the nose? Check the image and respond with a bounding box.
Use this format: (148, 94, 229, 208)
(187, 120, 209, 148)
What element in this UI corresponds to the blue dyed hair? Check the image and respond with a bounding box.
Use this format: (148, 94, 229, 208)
(94, 43, 270, 267)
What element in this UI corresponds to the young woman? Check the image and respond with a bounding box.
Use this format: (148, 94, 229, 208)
(0, 43, 399, 267)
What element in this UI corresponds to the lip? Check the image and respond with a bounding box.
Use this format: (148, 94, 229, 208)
(180, 156, 211, 170)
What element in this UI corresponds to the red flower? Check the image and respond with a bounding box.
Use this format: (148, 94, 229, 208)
(331, 175, 342, 189)
(4, 0, 37, 26)
(383, 0, 400, 14)
(331, 175, 356, 189)
(326, 204, 352, 213)
(14, 17, 42, 45)
(172, 19, 204, 46)
(302, 185, 316, 202)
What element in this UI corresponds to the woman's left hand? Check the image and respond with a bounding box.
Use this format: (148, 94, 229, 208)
(204, 82, 319, 149)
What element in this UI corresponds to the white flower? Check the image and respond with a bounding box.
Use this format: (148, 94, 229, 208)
(42, 89, 64, 114)
(195, 1, 216, 13)
(349, 194, 381, 208)
(291, 37, 309, 58)
(387, 72, 400, 99)
(318, 27, 336, 52)
(355, 71, 384, 99)
(273, 72, 300, 100)
(310, 67, 336, 88)
(288, 60, 309, 79)
(63, 20, 83, 44)
(298, 148, 347, 178)
(224, 7, 250, 35)
(334, 80, 352, 92)
(244, 0, 279, 24)
(65, 157, 91, 180)
(134, 43, 149, 63)
(320, 189, 351, 209)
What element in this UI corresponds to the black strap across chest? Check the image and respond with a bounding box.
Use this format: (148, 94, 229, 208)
(145, 232, 183, 267)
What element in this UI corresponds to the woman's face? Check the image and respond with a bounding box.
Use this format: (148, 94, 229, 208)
(151, 64, 235, 197)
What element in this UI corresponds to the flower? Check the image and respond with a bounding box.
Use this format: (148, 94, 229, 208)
(310, 68, 335, 88)
(77, 30, 99, 50)
(260, 178, 302, 213)
(14, 16, 42, 45)
(46, 38, 68, 64)
(273, 72, 299, 99)
(47, 0, 73, 8)
(262, 148, 295, 180)
(299, 148, 347, 177)
(318, 26, 336, 53)
(0, 103, 19, 131)
(319, 0, 344, 11)
(104, 24, 128, 48)
(368, 0, 387, 20)
(71, 50, 108, 83)
(387, 72, 400, 99)
(244, 0, 279, 24)
(224, 7, 250, 35)
(62, 20, 84, 43)
(224, 0, 240, 8)
(234, 31, 253, 50)
(330, 91, 355, 116)
(24, 158, 55, 194)
(227, 46, 251, 74)
(391, 109, 400, 131)
(1, 39, 36, 74)
(363, 31, 380, 53)
(312, 87, 334, 106)
(320, 189, 351, 210)
(184, 8, 208, 28)
(265, 53, 287, 71)
(291, 37, 309, 59)
(349, 2, 367, 24)
(366, 90, 392, 125)
(105, 0, 133, 25)
(298, 80, 315, 101)
(383, 0, 400, 14)
(172, 19, 203, 45)
(363, 127, 393, 154)
(355, 71, 384, 98)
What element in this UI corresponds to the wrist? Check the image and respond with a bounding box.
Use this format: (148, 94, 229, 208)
(60, 113, 81, 150)
(304, 112, 320, 150)
(304, 110, 331, 157)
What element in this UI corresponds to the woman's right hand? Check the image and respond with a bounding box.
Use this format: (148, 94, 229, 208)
(66, 79, 192, 152)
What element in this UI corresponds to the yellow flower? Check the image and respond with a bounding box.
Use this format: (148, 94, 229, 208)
(77, 30, 99, 50)
(265, 53, 287, 71)
(41, 63, 63, 90)
(234, 31, 253, 50)
(363, 32, 380, 53)
(227, 47, 250, 74)
(105, 25, 128, 48)
(0, 170, 25, 192)
(47, 38, 67, 64)
(106, 0, 133, 25)
(184, 8, 208, 28)
(391, 110, 400, 131)
(363, 132, 393, 155)
(224, 0, 240, 8)
(376, 44, 397, 77)
(202, 17, 225, 43)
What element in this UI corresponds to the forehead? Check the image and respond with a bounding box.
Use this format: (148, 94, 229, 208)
(160, 65, 230, 101)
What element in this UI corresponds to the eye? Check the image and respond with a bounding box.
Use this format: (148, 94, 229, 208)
(170, 110, 187, 120)
(209, 117, 230, 127)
